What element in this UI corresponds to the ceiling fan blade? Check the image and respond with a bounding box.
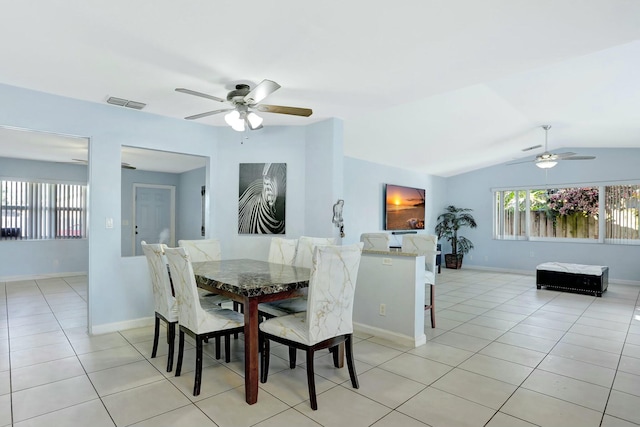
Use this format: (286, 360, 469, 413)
(255, 104, 313, 117)
(561, 156, 596, 161)
(505, 158, 535, 166)
(244, 80, 281, 104)
(184, 109, 232, 120)
(175, 88, 225, 103)
(553, 152, 577, 159)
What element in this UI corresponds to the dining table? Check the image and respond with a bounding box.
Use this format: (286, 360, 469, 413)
(192, 258, 310, 405)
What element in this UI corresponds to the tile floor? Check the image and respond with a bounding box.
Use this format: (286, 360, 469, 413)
(1, 269, 639, 426)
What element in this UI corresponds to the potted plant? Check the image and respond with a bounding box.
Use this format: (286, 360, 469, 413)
(434, 205, 477, 269)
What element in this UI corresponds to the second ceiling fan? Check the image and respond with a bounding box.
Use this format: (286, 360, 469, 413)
(507, 125, 596, 169)
(175, 79, 312, 131)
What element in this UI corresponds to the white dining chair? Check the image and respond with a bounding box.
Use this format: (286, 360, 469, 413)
(294, 236, 337, 268)
(259, 243, 364, 410)
(402, 234, 438, 328)
(140, 241, 178, 372)
(178, 238, 230, 306)
(360, 232, 390, 251)
(177, 239, 222, 262)
(259, 237, 300, 319)
(267, 237, 298, 265)
(260, 236, 337, 319)
(164, 246, 245, 396)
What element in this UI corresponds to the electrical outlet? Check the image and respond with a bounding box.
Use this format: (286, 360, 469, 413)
(530, 251, 535, 257)
(379, 304, 386, 316)
(382, 258, 392, 266)
(468, 254, 473, 260)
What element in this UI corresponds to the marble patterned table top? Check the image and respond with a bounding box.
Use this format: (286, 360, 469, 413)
(192, 259, 310, 297)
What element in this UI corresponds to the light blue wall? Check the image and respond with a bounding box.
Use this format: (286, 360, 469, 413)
(177, 167, 206, 242)
(0, 158, 88, 278)
(212, 125, 308, 261)
(342, 156, 447, 248)
(0, 80, 347, 332)
(305, 119, 345, 240)
(445, 147, 640, 282)
(0, 82, 222, 331)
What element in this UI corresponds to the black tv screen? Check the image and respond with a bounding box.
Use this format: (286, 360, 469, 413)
(384, 184, 425, 230)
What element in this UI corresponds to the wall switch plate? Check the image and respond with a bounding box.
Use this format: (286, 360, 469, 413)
(105, 217, 114, 229)
(382, 258, 392, 266)
(379, 304, 386, 316)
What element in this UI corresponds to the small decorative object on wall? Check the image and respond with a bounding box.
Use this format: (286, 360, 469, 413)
(238, 163, 286, 234)
(384, 184, 425, 230)
(332, 199, 345, 237)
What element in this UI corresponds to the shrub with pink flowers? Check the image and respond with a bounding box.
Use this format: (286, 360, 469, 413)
(546, 187, 599, 218)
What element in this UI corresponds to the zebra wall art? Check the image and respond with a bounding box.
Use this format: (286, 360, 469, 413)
(238, 163, 286, 234)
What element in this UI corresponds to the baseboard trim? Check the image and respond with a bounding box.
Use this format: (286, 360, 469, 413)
(91, 316, 154, 335)
(0, 271, 87, 282)
(354, 322, 426, 348)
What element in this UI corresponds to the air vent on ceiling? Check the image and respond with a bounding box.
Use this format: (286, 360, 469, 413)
(106, 96, 146, 110)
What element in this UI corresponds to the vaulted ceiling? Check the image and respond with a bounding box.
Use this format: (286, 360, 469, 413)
(1, 1, 639, 176)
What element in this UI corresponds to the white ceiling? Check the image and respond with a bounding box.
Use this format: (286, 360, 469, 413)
(0, 1, 639, 176)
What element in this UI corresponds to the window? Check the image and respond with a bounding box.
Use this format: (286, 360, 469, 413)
(605, 184, 640, 243)
(1, 179, 87, 240)
(494, 184, 639, 245)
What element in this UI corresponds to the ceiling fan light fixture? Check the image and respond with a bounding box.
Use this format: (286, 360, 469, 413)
(247, 112, 263, 129)
(225, 110, 245, 132)
(536, 159, 557, 169)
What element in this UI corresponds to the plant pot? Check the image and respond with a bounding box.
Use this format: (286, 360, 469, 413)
(445, 254, 463, 269)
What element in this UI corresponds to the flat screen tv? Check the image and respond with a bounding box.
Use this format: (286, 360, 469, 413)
(384, 184, 425, 230)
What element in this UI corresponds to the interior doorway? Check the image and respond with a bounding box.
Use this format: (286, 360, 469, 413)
(133, 184, 175, 256)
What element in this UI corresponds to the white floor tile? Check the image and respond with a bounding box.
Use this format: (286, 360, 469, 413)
(431, 368, 517, 410)
(88, 360, 166, 396)
(196, 387, 290, 427)
(479, 341, 546, 367)
(12, 399, 114, 427)
(502, 388, 602, 427)
(2, 271, 640, 427)
(10, 342, 76, 369)
(538, 354, 616, 387)
(485, 412, 538, 426)
(11, 356, 85, 391)
(101, 380, 191, 427)
(352, 367, 426, 408)
(397, 386, 495, 427)
(128, 404, 218, 427)
(458, 353, 533, 385)
(606, 390, 640, 425)
(12, 376, 98, 422)
(294, 386, 392, 427)
(612, 371, 640, 397)
(369, 410, 431, 427)
(77, 344, 145, 373)
(379, 352, 452, 385)
(522, 369, 610, 411)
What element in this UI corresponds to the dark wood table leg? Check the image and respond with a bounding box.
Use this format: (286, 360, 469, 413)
(243, 298, 259, 404)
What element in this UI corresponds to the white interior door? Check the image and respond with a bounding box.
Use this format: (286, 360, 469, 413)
(133, 184, 175, 256)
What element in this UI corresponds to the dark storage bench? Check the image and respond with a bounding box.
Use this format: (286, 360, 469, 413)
(536, 262, 608, 297)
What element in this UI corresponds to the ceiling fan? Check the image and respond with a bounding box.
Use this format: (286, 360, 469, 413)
(507, 125, 595, 169)
(175, 79, 312, 131)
